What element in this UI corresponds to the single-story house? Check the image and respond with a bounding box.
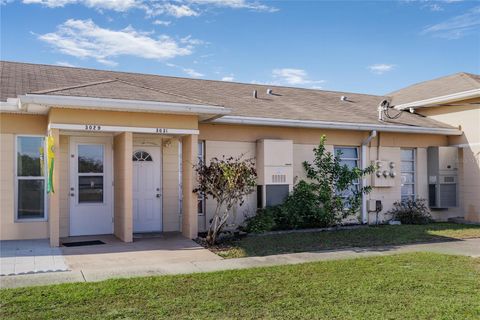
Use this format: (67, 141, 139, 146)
(1, 61, 479, 246)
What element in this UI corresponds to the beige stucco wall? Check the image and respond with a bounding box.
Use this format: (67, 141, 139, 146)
(199, 123, 448, 147)
(0, 133, 49, 240)
(0, 113, 48, 135)
(162, 138, 182, 232)
(59, 135, 70, 237)
(181, 134, 199, 238)
(113, 132, 133, 242)
(417, 99, 480, 222)
(48, 108, 198, 130)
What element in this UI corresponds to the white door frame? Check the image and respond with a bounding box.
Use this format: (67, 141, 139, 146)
(132, 145, 163, 233)
(69, 136, 114, 236)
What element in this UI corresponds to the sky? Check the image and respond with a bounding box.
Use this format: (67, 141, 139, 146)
(1, 0, 479, 95)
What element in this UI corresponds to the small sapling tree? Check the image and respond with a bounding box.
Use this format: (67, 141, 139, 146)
(194, 156, 257, 245)
(302, 135, 376, 225)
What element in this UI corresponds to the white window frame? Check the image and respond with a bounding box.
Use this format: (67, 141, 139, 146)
(15, 135, 48, 222)
(400, 148, 416, 201)
(197, 140, 206, 216)
(334, 146, 360, 192)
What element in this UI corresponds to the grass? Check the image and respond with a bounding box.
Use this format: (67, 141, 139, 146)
(1, 253, 479, 319)
(214, 223, 480, 258)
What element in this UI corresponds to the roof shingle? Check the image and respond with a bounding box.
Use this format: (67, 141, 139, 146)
(388, 72, 480, 106)
(0, 61, 457, 129)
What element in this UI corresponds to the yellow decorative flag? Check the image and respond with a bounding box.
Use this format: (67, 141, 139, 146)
(47, 135, 55, 193)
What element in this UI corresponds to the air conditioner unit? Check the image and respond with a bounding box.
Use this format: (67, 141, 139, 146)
(427, 146, 458, 208)
(256, 139, 293, 207)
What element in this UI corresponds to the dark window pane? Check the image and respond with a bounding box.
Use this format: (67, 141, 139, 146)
(78, 145, 104, 173)
(335, 147, 357, 159)
(340, 160, 358, 169)
(18, 180, 45, 219)
(17, 137, 44, 176)
(132, 151, 153, 162)
(79, 176, 104, 203)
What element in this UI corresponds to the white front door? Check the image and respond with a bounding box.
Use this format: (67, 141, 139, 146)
(133, 147, 162, 232)
(69, 136, 113, 236)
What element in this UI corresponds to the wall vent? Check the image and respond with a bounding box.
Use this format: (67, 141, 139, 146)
(272, 174, 287, 184)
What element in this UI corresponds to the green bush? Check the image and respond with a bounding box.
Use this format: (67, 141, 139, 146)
(388, 198, 432, 225)
(243, 207, 277, 233)
(244, 136, 374, 233)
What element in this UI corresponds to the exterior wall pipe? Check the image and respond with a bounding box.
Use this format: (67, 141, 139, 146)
(361, 130, 377, 224)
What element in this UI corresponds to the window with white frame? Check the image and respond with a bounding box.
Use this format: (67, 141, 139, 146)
(197, 140, 206, 215)
(16, 136, 47, 220)
(400, 148, 416, 201)
(334, 146, 359, 198)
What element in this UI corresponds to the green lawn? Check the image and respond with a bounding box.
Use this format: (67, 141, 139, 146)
(214, 223, 480, 258)
(1, 253, 479, 319)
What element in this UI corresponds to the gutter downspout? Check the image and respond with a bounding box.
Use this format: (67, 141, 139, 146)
(361, 130, 377, 224)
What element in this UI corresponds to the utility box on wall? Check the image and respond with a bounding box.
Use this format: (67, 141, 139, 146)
(256, 139, 293, 207)
(427, 146, 458, 208)
(371, 160, 397, 187)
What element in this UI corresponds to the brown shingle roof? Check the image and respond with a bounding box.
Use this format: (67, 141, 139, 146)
(0, 60, 455, 129)
(388, 72, 480, 106)
(31, 79, 216, 105)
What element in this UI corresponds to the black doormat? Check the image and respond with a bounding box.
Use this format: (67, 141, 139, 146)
(62, 240, 105, 247)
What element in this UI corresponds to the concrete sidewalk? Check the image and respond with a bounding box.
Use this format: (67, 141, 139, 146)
(1, 238, 479, 289)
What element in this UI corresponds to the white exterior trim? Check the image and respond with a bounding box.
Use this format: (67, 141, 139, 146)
(449, 142, 480, 148)
(361, 130, 377, 224)
(393, 89, 480, 110)
(211, 116, 463, 135)
(15, 94, 231, 116)
(14, 135, 48, 223)
(48, 123, 199, 135)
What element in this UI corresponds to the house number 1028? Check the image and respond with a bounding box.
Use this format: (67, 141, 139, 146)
(85, 125, 102, 131)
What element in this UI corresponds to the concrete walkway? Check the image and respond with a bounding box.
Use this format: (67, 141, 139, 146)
(0, 239, 68, 276)
(1, 238, 479, 289)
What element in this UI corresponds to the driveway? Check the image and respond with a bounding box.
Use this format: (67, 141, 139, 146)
(0, 239, 68, 276)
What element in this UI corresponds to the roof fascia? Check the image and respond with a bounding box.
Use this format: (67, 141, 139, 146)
(210, 116, 462, 136)
(393, 89, 480, 110)
(15, 94, 231, 116)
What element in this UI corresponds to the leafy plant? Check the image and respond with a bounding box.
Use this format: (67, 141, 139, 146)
(243, 207, 277, 233)
(301, 135, 375, 225)
(245, 136, 375, 232)
(194, 156, 257, 245)
(388, 198, 432, 224)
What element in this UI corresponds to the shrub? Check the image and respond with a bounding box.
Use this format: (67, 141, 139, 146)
(388, 198, 432, 225)
(277, 181, 330, 229)
(194, 156, 257, 245)
(243, 207, 278, 233)
(244, 136, 375, 233)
